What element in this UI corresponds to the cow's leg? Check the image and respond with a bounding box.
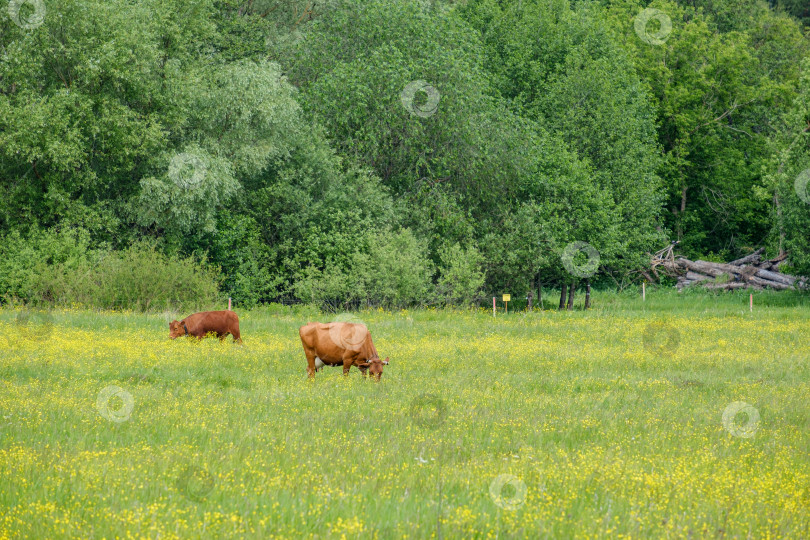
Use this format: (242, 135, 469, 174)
(231, 320, 242, 343)
(342, 353, 354, 376)
(303, 347, 318, 378)
(360, 367, 368, 378)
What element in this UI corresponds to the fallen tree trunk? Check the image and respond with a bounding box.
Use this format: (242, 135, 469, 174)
(755, 268, 796, 286)
(729, 248, 765, 266)
(685, 271, 711, 281)
(678, 259, 727, 278)
(656, 246, 805, 291)
(692, 260, 752, 277)
(701, 282, 750, 290)
(747, 275, 793, 290)
(676, 278, 696, 289)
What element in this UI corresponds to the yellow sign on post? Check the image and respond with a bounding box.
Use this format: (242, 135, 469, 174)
(502, 294, 510, 314)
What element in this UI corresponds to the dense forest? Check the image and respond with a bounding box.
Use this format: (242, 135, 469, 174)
(1, 0, 809, 309)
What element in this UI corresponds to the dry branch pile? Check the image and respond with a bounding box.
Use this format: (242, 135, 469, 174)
(650, 245, 807, 291)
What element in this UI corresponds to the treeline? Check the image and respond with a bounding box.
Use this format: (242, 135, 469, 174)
(1, 0, 808, 309)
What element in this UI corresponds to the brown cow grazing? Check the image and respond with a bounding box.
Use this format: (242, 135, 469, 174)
(169, 311, 242, 343)
(299, 322, 389, 380)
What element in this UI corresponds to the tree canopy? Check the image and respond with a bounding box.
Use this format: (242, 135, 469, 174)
(1, 0, 808, 308)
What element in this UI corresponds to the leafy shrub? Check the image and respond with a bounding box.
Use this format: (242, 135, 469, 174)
(38, 242, 221, 311)
(0, 228, 220, 310)
(356, 229, 434, 308)
(436, 243, 486, 306)
(0, 227, 94, 304)
(207, 213, 280, 308)
(293, 263, 364, 311)
(294, 228, 433, 309)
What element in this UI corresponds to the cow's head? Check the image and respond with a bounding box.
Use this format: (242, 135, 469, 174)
(361, 357, 389, 381)
(168, 320, 184, 339)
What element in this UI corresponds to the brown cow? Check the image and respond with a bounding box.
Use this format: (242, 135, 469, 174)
(299, 322, 389, 380)
(169, 311, 242, 343)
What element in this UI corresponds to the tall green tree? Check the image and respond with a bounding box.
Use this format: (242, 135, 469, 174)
(601, 0, 807, 258)
(766, 57, 810, 272)
(460, 0, 665, 281)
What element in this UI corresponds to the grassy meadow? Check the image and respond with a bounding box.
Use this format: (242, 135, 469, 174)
(1, 290, 809, 538)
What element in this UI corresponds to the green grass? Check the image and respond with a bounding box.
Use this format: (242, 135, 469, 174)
(1, 290, 809, 538)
